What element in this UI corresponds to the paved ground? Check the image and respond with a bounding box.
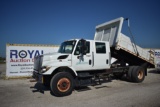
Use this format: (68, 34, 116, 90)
(0, 64, 160, 107)
(0, 64, 5, 78)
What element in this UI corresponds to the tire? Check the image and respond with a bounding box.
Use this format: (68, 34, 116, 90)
(131, 66, 145, 83)
(127, 66, 135, 82)
(50, 72, 74, 97)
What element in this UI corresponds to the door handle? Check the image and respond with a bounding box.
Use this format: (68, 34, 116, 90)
(106, 59, 108, 64)
(89, 60, 91, 65)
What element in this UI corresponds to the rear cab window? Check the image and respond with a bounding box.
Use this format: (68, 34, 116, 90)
(95, 42, 106, 54)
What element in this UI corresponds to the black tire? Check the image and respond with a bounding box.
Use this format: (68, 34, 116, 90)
(127, 66, 135, 82)
(131, 66, 145, 83)
(50, 72, 74, 97)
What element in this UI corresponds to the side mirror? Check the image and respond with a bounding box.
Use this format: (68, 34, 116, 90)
(80, 39, 87, 55)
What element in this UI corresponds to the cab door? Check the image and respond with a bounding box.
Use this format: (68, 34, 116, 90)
(72, 40, 93, 71)
(93, 41, 110, 69)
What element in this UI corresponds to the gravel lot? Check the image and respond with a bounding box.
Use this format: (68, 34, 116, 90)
(0, 64, 160, 107)
(0, 64, 5, 78)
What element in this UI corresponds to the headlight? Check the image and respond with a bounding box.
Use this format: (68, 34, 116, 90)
(41, 66, 51, 73)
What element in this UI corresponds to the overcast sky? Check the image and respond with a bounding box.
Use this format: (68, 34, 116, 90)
(0, 0, 160, 57)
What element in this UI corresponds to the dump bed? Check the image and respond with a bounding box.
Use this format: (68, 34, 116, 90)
(94, 17, 155, 67)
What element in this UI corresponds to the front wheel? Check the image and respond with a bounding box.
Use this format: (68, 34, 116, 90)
(50, 72, 74, 97)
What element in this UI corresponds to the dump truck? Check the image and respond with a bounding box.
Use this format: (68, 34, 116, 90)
(33, 17, 155, 96)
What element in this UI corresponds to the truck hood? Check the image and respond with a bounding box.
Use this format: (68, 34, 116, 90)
(43, 53, 67, 61)
(42, 52, 69, 61)
(41, 52, 71, 67)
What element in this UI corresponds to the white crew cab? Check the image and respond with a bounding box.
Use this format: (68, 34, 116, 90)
(33, 17, 155, 96)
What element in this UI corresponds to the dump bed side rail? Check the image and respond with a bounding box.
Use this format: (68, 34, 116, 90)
(115, 33, 155, 67)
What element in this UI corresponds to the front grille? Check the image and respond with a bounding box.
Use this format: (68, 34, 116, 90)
(34, 55, 43, 73)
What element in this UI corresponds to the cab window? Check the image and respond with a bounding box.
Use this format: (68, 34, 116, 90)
(58, 40, 76, 54)
(74, 41, 90, 55)
(95, 42, 106, 54)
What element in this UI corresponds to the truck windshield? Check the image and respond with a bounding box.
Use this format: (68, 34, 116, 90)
(58, 40, 76, 54)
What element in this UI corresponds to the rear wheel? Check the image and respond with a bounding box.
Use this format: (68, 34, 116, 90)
(131, 66, 145, 83)
(127, 66, 135, 81)
(50, 72, 74, 97)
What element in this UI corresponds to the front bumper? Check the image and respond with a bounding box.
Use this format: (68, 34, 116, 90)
(32, 71, 43, 83)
